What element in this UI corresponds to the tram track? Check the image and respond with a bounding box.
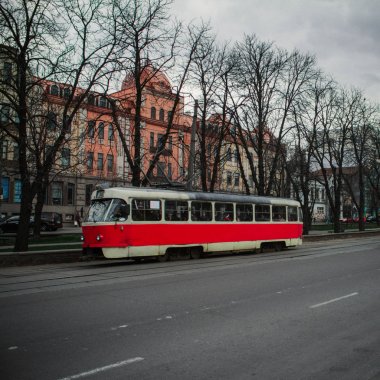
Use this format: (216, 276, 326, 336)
(0, 237, 378, 297)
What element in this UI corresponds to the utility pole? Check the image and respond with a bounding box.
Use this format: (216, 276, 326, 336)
(186, 100, 198, 191)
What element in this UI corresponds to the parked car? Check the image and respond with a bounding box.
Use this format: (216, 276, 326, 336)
(40, 212, 63, 231)
(0, 216, 33, 234)
(366, 215, 377, 223)
(0, 212, 63, 233)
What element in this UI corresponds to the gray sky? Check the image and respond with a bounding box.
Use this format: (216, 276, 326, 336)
(172, 0, 380, 103)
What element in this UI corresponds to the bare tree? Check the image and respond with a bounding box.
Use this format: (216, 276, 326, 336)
(0, 0, 119, 250)
(229, 35, 316, 196)
(188, 31, 231, 192)
(344, 95, 378, 230)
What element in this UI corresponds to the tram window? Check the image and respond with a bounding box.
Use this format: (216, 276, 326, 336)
(215, 202, 234, 222)
(191, 201, 212, 221)
(105, 199, 129, 221)
(236, 204, 253, 221)
(272, 206, 286, 221)
(288, 206, 298, 221)
(255, 205, 270, 221)
(165, 200, 188, 221)
(132, 199, 161, 221)
(298, 207, 303, 222)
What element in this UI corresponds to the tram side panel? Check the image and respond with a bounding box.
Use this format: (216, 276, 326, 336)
(82, 222, 303, 259)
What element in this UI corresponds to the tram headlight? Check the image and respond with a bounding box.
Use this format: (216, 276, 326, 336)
(96, 234, 103, 241)
(80, 235, 84, 241)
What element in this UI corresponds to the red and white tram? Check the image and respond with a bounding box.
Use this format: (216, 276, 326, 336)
(81, 187, 303, 260)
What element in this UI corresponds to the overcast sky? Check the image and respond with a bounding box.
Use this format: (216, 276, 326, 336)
(172, 0, 380, 103)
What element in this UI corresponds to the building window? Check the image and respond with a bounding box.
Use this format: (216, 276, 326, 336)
(88, 94, 95, 105)
(0, 104, 10, 124)
(167, 110, 172, 121)
(98, 122, 104, 140)
(97, 153, 103, 170)
(87, 152, 94, 170)
(168, 163, 172, 179)
(85, 184, 93, 206)
(1, 177, 9, 202)
(88, 121, 95, 138)
(51, 182, 63, 205)
(234, 150, 239, 163)
(150, 132, 154, 148)
(159, 108, 164, 121)
(227, 171, 232, 186)
(63, 87, 71, 99)
(1, 140, 8, 159)
(108, 124, 114, 141)
(157, 134, 164, 150)
(151, 107, 156, 119)
(157, 162, 165, 178)
(14, 179, 22, 203)
(67, 183, 75, 206)
(13, 144, 19, 160)
(63, 115, 71, 133)
(3, 62, 12, 84)
(234, 173, 240, 187)
(46, 111, 58, 129)
(99, 96, 107, 108)
(61, 148, 70, 168)
(226, 147, 232, 161)
(50, 84, 59, 96)
(107, 154, 113, 172)
(168, 136, 173, 151)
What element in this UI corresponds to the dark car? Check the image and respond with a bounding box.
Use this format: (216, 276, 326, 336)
(40, 212, 63, 231)
(0, 213, 63, 233)
(0, 216, 34, 234)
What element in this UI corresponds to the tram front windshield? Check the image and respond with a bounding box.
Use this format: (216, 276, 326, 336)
(85, 198, 128, 222)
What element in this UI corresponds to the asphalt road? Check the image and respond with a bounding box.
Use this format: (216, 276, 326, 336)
(0, 237, 379, 379)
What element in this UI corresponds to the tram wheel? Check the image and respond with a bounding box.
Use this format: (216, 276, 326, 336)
(157, 252, 170, 262)
(190, 247, 202, 259)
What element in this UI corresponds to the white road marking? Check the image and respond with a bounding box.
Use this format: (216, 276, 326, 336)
(310, 292, 359, 309)
(57, 357, 144, 380)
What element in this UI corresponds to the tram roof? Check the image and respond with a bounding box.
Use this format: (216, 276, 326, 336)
(95, 187, 300, 206)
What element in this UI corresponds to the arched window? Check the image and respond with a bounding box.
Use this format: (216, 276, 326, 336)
(159, 108, 164, 121)
(50, 85, 59, 96)
(151, 107, 156, 119)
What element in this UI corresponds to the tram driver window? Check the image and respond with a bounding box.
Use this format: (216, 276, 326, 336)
(272, 206, 286, 221)
(107, 199, 129, 221)
(165, 200, 188, 221)
(288, 206, 298, 221)
(255, 205, 270, 221)
(132, 199, 161, 221)
(191, 202, 212, 221)
(236, 204, 253, 221)
(215, 202, 234, 222)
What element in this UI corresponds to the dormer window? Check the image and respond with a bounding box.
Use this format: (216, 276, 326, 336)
(50, 85, 59, 96)
(99, 96, 107, 108)
(63, 88, 71, 99)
